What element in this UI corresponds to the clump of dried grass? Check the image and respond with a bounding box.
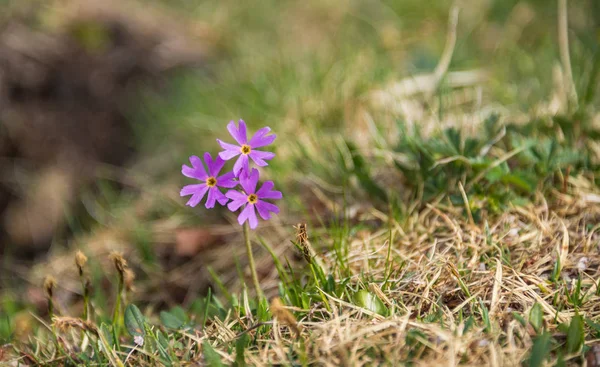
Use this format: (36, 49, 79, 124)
(11, 130, 600, 366)
(210, 176, 597, 366)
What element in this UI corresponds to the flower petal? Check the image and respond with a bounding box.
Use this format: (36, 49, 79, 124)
(217, 171, 237, 188)
(256, 181, 274, 195)
(180, 183, 206, 197)
(181, 164, 205, 180)
(203, 152, 213, 171)
(233, 154, 249, 177)
(205, 187, 218, 208)
(238, 204, 258, 229)
(215, 189, 230, 206)
(182, 155, 208, 180)
(255, 200, 279, 220)
(219, 150, 240, 161)
(217, 139, 241, 151)
(227, 120, 248, 145)
(237, 204, 252, 224)
(248, 150, 275, 166)
(204, 152, 226, 177)
(212, 157, 227, 176)
(255, 204, 271, 220)
(227, 199, 246, 212)
(217, 139, 242, 160)
(247, 206, 258, 229)
(180, 184, 209, 207)
(249, 127, 276, 148)
(226, 190, 247, 211)
(239, 168, 259, 194)
(226, 189, 247, 201)
(256, 181, 282, 199)
(189, 155, 203, 168)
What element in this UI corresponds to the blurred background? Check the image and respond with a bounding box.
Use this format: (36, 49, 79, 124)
(0, 0, 599, 339)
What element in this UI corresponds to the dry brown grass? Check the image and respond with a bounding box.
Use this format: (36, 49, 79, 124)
(10, 83, 599, 366)
(32, 176, 589, 366)
(218, 177, 599, 366)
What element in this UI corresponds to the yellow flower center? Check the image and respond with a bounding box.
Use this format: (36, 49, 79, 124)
(206, 177, 217, 187)
(247, 194, 258, 204)
(241, 144, 251, 155)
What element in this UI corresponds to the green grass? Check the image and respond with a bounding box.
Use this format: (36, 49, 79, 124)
(2, 0, 600, 365)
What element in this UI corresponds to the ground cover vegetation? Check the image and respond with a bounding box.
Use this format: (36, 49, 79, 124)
(1, 0, 600, 365)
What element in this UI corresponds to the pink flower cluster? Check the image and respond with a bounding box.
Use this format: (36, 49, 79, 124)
(180, 120, 281, 229)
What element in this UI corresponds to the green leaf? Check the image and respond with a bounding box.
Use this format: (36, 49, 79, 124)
(235, 333, 249, 367)
(566, 313, 584, 354)
(444, 128, 462, 155)
(529, 303, 544, 333)
(124, 304, 145, 337)
(301, 292, 310, 309)
(326, 274, 336, 294)
(170, 306, 187, 323)
(354, 290, 388, 316)
(501, 173, 536, 192)
(100, 323, 113, 345)
(160, 310, 185, 329)
(156, 331, 173, 366)
(203, 341, 225, 367)
(346, 141, 388, 202)
(149, 330, 173, 366)
(557, 322, 570, 334)
(529, 332, 551, 367)
(484, 165, 507, 183)
(463, 316, 475, 333)
(157, 331, 170, 349)
(512, 312, 527, 327)
(98, 323, 122, 366)
(585, 318, 600, 338)
(256, 297, 270, 323)
(478, 298, 491, 333)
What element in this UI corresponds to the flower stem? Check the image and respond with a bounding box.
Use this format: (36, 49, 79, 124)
(111, 273, 123, 349)
(112, 275, 123, 326)
(243, 222, 264, 300)
(81, 278, 90, 321)
(47, 298, 54, 320)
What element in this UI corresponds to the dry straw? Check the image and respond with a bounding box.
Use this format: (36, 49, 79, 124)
(74, 250, 91, 320)
(43, 276, 57, 319)
(109, 251, 129, 335)
(270, 297, 301, 337)
(75, 250, 88, 276)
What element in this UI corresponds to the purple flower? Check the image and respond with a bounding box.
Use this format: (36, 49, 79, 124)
(180, 153, 237, 208)
(217, 120, 276, 176)
(225, 168, 282, 229)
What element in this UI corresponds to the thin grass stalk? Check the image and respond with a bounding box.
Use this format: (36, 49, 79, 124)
(383, 203, 394, 290)
(582, 50, 600, 107)
(243, 222, 264, 300)
(43, 277, 78, 364)
(109, 252, 127, 349)
(111, 268, 124, 350)
(112, 272, 123, 334)
(558, 0, 578, 110)
(75, 251, 91, 351)
(44, 276, 56, 320)
(82, 280, 90, 321)
(75, 251, 90, 321)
